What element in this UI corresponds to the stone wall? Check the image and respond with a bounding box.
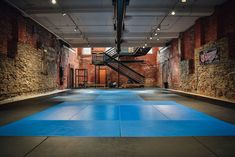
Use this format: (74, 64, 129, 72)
(194, 38, 235, 100)
(158, 38, 235, 101)
(156, 0, 235, 101)
(0, 43, 58, 100)
(0, 1, 78, 101)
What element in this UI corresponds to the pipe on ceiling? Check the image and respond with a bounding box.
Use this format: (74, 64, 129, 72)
(113, 0, 129, 53)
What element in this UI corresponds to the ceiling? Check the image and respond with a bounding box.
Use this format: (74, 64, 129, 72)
(6, 0, 227, 47)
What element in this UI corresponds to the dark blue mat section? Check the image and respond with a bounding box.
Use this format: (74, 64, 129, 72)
(0, 89, 235, 137)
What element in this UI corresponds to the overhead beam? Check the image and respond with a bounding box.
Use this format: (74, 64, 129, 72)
(112, 0, 126, 53)
(56, 32, 178, 38)
(25, 7, 214, 17)
(71, 42, 165, 47)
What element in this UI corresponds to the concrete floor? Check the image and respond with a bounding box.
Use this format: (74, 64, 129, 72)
(0, 88, 235, 157)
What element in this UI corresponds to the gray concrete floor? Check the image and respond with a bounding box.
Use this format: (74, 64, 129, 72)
(0, 88, 235, 157)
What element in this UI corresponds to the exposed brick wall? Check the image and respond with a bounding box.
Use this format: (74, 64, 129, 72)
(169, 39, 180, 88)
(216, 0, 235, 59)
(181, 26, 195, 60)
(204, 14, 218, 44)
(78, 48, 158, 87)
(0, 1, 19, 57)
(0, 1, 79, 100)
(194, 19, 204, 49)
(156, 0, 235, 101)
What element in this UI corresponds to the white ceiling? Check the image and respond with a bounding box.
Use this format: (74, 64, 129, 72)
(7, 0, 227, 47)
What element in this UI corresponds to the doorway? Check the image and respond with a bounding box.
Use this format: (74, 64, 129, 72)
(69, 68, 74, 88)
(99, 69, 107, 85)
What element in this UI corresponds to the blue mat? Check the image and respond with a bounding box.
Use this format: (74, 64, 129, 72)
(0, 89, 235, 137)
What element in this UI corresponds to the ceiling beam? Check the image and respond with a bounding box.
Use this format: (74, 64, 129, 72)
(25, 7, 214, 17)
(57, 32, 178, 38)
(70, 42, 165, 47)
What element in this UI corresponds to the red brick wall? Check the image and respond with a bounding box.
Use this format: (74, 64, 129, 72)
(204, 14, 218, 44)
(0, 1, 19, 57)
(217, 0, 235, 59)
(156, 0, 235, 100)
(78, 48, 159, 86)
(0, 1, 80, 100)
(169, 39, 180, 88)
(194, 19, 204, 49)
(181, 26, 195, 60)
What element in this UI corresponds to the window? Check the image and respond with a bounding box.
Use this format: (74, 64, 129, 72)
(105, 47, 111, 51)
(82, 48, 91, 55)
(147, 48, 153, 54)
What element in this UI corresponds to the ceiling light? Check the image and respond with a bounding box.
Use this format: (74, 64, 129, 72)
(143, 46, 145, 48)
(181, 0, 187, 3)
(145, 43, 147, 47)
(150, 37, 153, 40)
(51, 0, 56, 4)
(171, 11, 176, 15)
(157, 27, 161, 31)
(62, 13, 66, 16)
(74, 27, 78, 32)
(157, 38, 160, 41)
(154, 33, 158, 36)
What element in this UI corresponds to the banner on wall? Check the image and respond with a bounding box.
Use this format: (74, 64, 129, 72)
(199, 47, 220, 65)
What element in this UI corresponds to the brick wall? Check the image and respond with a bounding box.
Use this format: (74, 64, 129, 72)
(156, 0, 235, 101)
(0, 1, 79, 100)
(78, 47, 158, 87)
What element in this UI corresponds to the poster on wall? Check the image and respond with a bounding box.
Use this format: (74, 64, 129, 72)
(199, 47, 220, 65)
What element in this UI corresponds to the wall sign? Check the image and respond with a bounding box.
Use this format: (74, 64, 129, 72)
(199, 47, 220, 65)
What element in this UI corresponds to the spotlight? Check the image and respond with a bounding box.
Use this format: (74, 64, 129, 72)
(51, 0, 56, 4)
(181, 0, 187, 3)
(171, 11, 176, 15)
(74, 27, 78, 32)
(157, 27, 161, 31)
(157, 38, 160, 41)
(155, 33, 158, 36)
(150, 37, 153, 40)
(62, 13, 66, 16)
(145, 43, 147, 47)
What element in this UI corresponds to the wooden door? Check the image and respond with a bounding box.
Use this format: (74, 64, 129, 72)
(99, 69, 107, 84)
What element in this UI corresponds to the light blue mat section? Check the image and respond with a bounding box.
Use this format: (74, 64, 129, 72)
(0, 89, 235, 137)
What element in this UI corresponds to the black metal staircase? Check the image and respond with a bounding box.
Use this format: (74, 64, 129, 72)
(92, 48, 145, 84)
